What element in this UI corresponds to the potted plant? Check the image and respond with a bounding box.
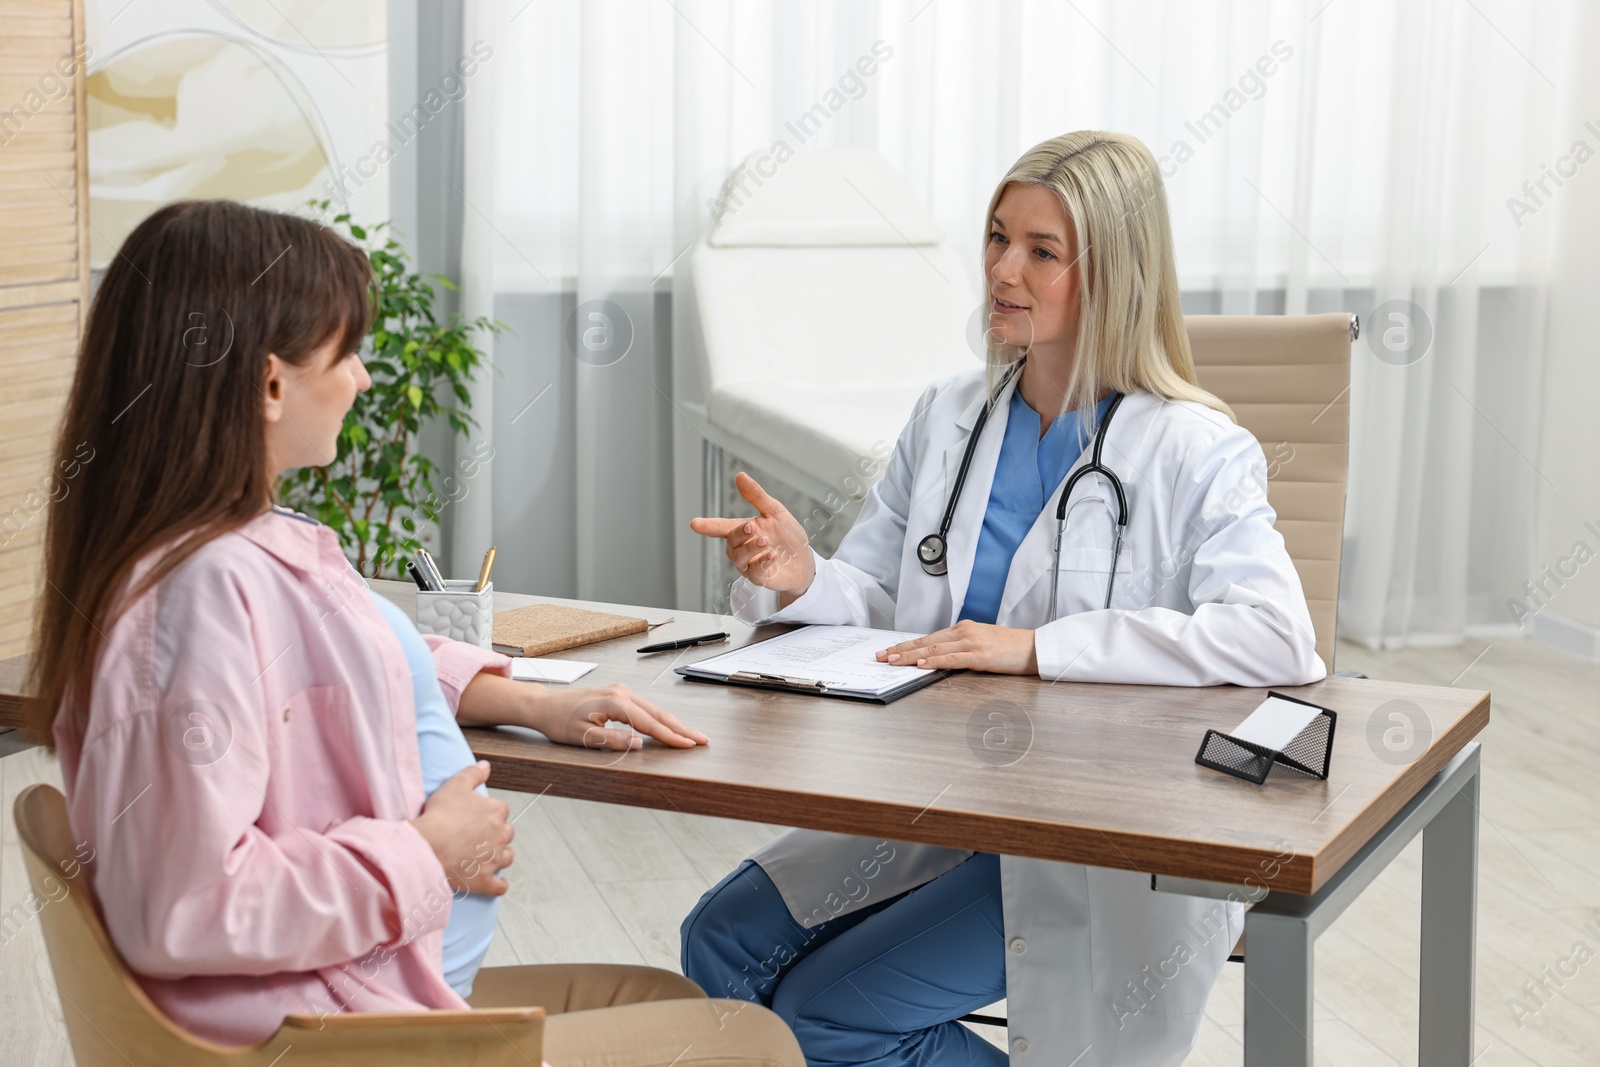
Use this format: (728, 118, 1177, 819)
(278, 203, 506, 578)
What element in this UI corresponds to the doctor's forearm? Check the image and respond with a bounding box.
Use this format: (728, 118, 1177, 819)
(1035, 604, 1324, 686)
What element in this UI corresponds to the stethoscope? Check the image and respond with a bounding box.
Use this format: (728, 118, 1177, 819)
(915, 357, 1128, 616)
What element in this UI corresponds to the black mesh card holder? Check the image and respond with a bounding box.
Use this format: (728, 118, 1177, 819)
(1195, 691, 1337, 785)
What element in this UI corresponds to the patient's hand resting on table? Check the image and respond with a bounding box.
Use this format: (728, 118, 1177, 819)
(457, 672, 709, 751)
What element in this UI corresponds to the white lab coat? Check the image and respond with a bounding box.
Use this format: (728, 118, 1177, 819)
(728, 366, 1327, 1065)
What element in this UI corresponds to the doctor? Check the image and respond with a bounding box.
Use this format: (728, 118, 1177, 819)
(681, 131, 1326, 1067)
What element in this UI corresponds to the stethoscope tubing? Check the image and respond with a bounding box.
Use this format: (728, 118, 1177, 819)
(917, 360, 1026, 576)
(920, 358, 1128, 618)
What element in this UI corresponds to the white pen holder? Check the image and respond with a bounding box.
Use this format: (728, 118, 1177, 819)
(415, 580, 493, 649)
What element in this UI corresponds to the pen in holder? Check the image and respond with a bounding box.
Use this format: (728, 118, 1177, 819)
(415, 579, 494, 649)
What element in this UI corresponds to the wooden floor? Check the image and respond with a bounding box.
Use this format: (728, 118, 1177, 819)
(1, 636, 1596, 1065)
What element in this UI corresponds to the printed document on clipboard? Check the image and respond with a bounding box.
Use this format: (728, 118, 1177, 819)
(674, 625, 957, 704)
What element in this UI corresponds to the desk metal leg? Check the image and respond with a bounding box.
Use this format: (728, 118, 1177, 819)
(1169, 745, 1483, 1067)
(1420, 763, 1479, 1066)
(1243, 910, 1314, 1067)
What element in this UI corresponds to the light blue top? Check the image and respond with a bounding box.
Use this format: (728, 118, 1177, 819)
(958, 388, 1116, 626)
(367, 589, 499, 997)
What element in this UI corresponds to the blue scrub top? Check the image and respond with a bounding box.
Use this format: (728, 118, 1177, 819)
(958, 388, 1116, 626)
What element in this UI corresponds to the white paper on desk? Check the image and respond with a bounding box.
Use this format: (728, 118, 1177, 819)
(510, 657, 597, 684)
(686, 624, 934, 696)
(1228, 694, 1321, 751)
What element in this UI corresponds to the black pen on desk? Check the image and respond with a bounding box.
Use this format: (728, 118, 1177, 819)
(637, 631, 729, 655)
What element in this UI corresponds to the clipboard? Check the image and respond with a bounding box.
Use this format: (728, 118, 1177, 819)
(673, 625, 958, 704)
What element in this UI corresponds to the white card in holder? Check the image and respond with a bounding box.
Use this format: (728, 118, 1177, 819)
(1196, 691, 1337, 784)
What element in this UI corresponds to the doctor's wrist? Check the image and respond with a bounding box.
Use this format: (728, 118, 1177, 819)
(774, 557, 817, 607)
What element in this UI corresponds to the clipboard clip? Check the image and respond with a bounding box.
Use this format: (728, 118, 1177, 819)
(728, 670, 827, 692)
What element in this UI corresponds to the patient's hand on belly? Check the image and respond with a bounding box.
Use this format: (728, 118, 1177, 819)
(411, 761, 515, 895)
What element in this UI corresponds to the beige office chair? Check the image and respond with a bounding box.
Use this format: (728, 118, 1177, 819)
(1186, 312, 1354, 677)
(12, 782, 544, 1066)
(1188, 311, 1356, 967)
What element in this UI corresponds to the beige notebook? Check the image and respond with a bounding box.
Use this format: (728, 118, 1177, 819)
(492, 604, 649, 657)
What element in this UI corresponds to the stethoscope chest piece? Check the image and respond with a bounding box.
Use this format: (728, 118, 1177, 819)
(916, 533, 949, 576)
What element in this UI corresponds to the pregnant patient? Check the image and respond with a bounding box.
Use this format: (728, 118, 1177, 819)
(28, 197, 802, 1066)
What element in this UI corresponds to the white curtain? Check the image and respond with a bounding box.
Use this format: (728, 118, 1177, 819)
(452, 0, 505, 578)
(464, 0, 1577, 647)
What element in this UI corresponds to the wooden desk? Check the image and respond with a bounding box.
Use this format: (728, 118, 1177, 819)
(364, 582, 1481, 892)
(0, 578, 1488, 1066)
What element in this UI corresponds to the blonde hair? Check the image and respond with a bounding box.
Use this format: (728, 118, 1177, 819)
(980, 131, 1234, 426)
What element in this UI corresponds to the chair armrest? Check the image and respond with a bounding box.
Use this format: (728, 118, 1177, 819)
(269, 1007, 544, 1065)
(282, 1007, 543, 1029)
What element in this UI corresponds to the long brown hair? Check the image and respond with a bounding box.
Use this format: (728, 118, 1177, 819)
(29, 200, 373, 747)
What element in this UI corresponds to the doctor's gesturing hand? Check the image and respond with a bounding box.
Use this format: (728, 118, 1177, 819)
(691, 471, 1041, 674)
(690, 471, 817, 609)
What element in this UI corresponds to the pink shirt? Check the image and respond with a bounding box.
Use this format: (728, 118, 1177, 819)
(54, 509, 512, 1045)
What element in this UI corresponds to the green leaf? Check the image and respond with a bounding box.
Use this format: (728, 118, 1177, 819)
(290, 200, 492, 571)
